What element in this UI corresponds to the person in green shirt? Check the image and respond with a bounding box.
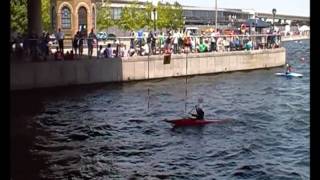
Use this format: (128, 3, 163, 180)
(198, 41, 208, 53)
(158, 32, 165, 54)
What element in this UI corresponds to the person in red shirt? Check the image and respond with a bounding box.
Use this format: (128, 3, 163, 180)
(54, 47, 63, 60)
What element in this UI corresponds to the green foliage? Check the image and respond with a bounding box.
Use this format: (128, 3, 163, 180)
(41, 0, 51, 32)
(10, 0, 28, 34)
(171, 2, 184, 30)
(156, 1, 184, 30)
(116, 1, 183, 31)
(11, 0, 52, 33)
(143, 2, 154, 31)
(97, 0, 114, 31)
(117, 0, 146, 31)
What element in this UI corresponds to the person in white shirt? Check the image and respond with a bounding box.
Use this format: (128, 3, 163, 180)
(97, 45, 103, 59)
(55, 28, 64, 53)
(104, 44, 113, 58)
(141, 43, 149, 56)
(173, 30, 179, 54)
(210, 32, 216, 52)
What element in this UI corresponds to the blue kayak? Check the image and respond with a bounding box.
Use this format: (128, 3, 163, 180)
(275, 72, 303, 77)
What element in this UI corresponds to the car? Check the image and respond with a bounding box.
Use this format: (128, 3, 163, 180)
(107, 33, 116, 41)
(49, 34, 58, 45)
(96, 32, 108, 41)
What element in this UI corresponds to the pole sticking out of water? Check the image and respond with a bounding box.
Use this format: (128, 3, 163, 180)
(147, 52, 150, 112)
(148, 88, 150, 111)
(185, 52, 188, 113)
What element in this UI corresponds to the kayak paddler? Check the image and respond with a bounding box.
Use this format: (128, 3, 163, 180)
(285, 63, 292, 74)
(191, 105, 204, 120)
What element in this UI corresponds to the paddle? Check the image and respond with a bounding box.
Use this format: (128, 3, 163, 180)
(188, 106, 195, 114)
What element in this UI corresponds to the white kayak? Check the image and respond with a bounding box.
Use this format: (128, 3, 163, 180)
(275, 72, 303, 77)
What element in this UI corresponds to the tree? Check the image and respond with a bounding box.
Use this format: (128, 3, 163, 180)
(156, 1, 183, 31)
(171, 2, 184, 30)
(115, 0, 184, 31)
(11, 0, 52, 33)
(96, 0, 114, 31)
(143, 2, 154, 31)
(10, 0, 28, 34)
(117, 0, 146, 31)
(41, 0, 51, 32)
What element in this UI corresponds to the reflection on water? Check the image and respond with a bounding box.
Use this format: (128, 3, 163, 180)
(11, 40, 309, 179)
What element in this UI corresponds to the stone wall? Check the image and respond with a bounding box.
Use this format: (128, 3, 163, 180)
(11, 48, 286, 90)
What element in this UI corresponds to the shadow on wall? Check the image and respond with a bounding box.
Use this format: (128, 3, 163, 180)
(10, 55, 124, 90)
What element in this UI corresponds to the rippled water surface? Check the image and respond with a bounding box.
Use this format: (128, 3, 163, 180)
(11, 40, 309, 180)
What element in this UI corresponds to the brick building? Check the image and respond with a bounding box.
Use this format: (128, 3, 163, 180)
(50, 0, 96, 38)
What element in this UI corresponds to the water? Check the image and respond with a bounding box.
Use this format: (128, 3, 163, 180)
(11, 40, 310, 180)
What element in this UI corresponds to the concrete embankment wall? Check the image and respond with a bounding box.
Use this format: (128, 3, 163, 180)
(11, 48, 286, 90)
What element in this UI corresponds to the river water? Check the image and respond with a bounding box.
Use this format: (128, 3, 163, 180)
(11, 40, 310, 180)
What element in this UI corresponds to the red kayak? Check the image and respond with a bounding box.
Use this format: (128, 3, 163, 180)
(164, 118, 230, 126)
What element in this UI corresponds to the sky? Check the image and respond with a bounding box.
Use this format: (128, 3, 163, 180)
(149, 0, 309, 17)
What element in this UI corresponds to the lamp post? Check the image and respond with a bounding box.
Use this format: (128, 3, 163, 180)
(272, 8, 276, 31)
(153, 8, 156, 32)
(215, 0, 218, 32)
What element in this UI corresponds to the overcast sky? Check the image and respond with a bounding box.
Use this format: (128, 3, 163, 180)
(148, 0, 309, 17)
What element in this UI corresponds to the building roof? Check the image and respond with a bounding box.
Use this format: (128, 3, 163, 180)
(245, 19, 271, 28)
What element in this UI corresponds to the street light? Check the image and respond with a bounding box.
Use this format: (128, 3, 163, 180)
(272, 8, 277, 30)
(153, 8, 156, 32)
(215, 0, 218, 32)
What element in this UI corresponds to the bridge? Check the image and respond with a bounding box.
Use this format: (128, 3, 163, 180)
(255, 12, 309, 25)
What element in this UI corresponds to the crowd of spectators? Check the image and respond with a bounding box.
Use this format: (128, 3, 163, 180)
(10, 28, 282, 62)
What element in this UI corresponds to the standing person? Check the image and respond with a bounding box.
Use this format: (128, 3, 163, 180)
(191, 37, 196, 53)
(223, 37, 230, 52)
(177, 30, 183, 53)
(130, 30, 135, 49)
(146, 31, 153, 55)
(44, 32, 50, 58)
(55, 28, 64, 53)
(183, 32, 191, 53)
(78, 32, 84, 56)
(151, 31, 156, 55)
(158, 32, 165, 54)
(87, 28, 97, 58)
(165, 32, 172, 50)
(216, 36, 223, 52)
(73, 31, 80, 55)
(210, 31, 216, 52)
(173, 30, 179, 54)
(137, 29, 144, 55)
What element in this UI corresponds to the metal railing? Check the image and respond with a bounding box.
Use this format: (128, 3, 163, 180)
(11, 33, 282, 61)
